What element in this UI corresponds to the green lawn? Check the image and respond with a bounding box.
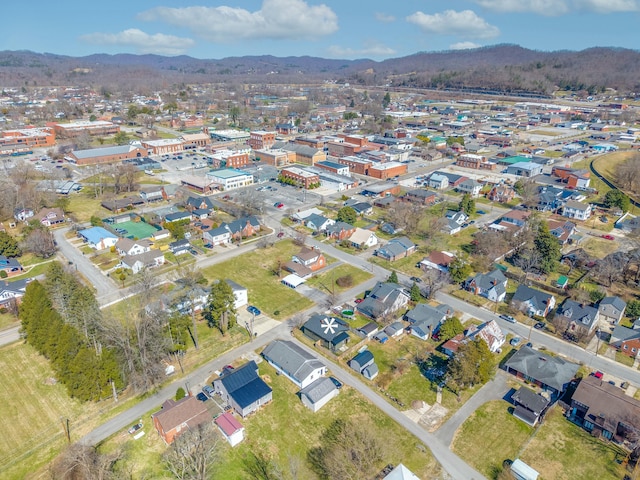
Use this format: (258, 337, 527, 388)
(102, 360, 442, 480)
(582, 237, 620, 259)
(0, 311, 19, 330)
(520, 407, 627, 480)
(305, 264, 373, 294)
(66, 192, 112, 223)
(201, 241, 313, 319)
(370, 251, 422, 276)
(615, 350, 636, 367)
(452, 400, 533, 478)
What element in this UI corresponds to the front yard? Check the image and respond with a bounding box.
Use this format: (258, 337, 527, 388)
(305, 263, 373, 294)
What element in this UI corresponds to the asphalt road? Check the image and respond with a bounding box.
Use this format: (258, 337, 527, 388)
(290, 338, 486, 480)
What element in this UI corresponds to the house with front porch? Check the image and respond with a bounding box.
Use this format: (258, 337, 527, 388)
(301, 314, 350, 352)
(554, 298, 600, 335)
(375, 237, 416, 261)
(511, 285, 556, 318)
(348, 227, 378, 249)
(465, 268, 508, 302)
(609, 323, 640, 358)
(262, 340, 327, 389)
(357, 282, 411, 320)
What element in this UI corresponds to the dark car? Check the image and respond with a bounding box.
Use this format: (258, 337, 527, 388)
(247, 305, 261, 316)
(196, 392, 209, 402)
(128, 422, 143, 434)
(534, 322, 545, 330)
(202, 385, 215, 398)
(410, 276, 422, 283)
(277, 232, 285, 238)
(329, 377, 343, 389)
(476, 210, 486, 215)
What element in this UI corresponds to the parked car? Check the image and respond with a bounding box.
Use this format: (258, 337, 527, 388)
(354, 298, 364, 304)
(277, 232, 285, 238)
(499, 314, 517, 324)
(202, 385, 215, 398)
(534, 322, 545, 330)
(329, 377, 343, 389)
(247, 305, 261, 316)
(510, 337, 522, 347)
(274, 202, 284, 209)
(196, 392, 209, 402)
(128, 422, 143, 434)
(410, 276, 422, 283)
(602, 234, 615, 240)
(593, 371, 604, 379)
(477, 210, 486, 215)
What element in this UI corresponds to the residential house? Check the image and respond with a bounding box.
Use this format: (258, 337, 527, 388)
(348, 227, 378, 249)
(457, 178, 483, 197)
(561, 201, 592, 221)
(203, 225, 232, 246)
(77, 227, 118, 250)
(419, 251, 455, 273)
(375, 237, 416, 261)
(504, 346, 579, 397)
(554, 299, 600, 335)
(598, 296, 627, 325)
(384, 321, 406, 339)
(511, 285, 556, 318)
(301, 314, 350, 352)
(165, 211, 192, 223)
(305, 214, 335, 233)
(119, 250, 165, 274)
(442, 319, 505, 355)
(357, 322, 379, 339)
(501, 209, 531, 227)
(214, 412, 244, 447)
(569, 375, 640, 442)
(224, 216, 261, 241)
(357, 282, 411, 320)
(442, 210, 468, 235)
(185, 196, 214, 211)
(349, 201, 374, 216)
(225, 279, 248, 310)
(35, 207, 65, 227)
(262, 340, 327, 389)
(213, 361, 272, 417)
(284, 246, 326, 278)
(151, 396, 210, 444)
(349, 350, 379, 380)
(511, 387, 550, 427)
(428, 173, 449, 190)
(299, 377, 339, 412)
(465, 268, 508, 302)
(325, 222, 356, 241)
(405, 303, 448, 340)
(115, 238, 152, 256)
(169, 239, 191, 255)
(140, 186, 165, 203)
(0, 277, 32, 307)
(488, 184, 515, 203)
(609, 323, 640, 358)
(383, 464, 420, 480)
(547, 219, 577, 245)
(0, 256, 23, 278)
(14, 208, 34, 222)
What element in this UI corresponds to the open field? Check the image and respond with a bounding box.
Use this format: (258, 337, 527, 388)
(101, 360, 442, 480)
(305, 263, 373, 294)
(582, 237, 620, 259)
(66, 192, 112, 223)
(452, 400, 532, 477)
(201, 240, 314, 319)
(520, 407, 627, 480)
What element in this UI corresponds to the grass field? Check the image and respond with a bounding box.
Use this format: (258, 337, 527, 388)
(452, 400, 533, 478)
(520, 407, 627, 480)
(66, 192, 112, 223)
(101, 360, 442, 480)
(305, 263, 373, 294)
(200, 241, 314, 319)
(582, 237, 620, 259)
(0, 311, 19, 330)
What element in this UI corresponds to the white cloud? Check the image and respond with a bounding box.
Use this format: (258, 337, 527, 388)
(474, 0, 568, 16)
(406, 10, 500, 39)
(474, 0, 640, 15)
(327, 42, 396, 58)
(139, 0, 338, 42)
(80, 29, 195, 55)
(450, 42, 481, 50)
(375, 12, 396, 23)
(579, 0, 640, 12)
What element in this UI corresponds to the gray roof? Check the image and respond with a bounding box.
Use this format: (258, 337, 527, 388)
(325, 221, 354, 235)
(306, 213, 330, 229)
(302, 314, 349, 342)
(504, 346, 579, 392)
(468, 269, 507, 291)
(405, 303, 445, 326)
(610, 324, 640, 344)
(599, 296, 627, 313)
(512, 285, 554, 313)
(262, 340, 325, 384)
(299, 377, 337, 403)
(350, 350, 374, 367)
(556, 299, 599, 328)
(384, 321, 405, 336)
(512, 387, 549, 415)
(73, 144, 142, 159)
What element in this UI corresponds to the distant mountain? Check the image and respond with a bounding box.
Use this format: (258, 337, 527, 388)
(1, 45, 639, 96)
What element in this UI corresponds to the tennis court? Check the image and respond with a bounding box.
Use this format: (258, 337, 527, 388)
(114, 220, 158, 239)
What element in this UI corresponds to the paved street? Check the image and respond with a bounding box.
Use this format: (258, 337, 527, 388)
(435, 372, 509, 447)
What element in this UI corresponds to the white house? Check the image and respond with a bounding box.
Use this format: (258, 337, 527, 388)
(225, 279, 248, 309)
(348, 227, 378, 249)
(118, 250, 165, 274)
(203, 225, 232, 246)
(262, 340, 327, 389)
(561, 201, 592, 221)
(115, 238, 152, 256)
(78, 227, 118, 250)
(428, 173, 449, 190)
(299, 377, 339, 413)
(457, 178, 483, 197)
(207, 168, 254, 191)
(214, 412, 245, 447)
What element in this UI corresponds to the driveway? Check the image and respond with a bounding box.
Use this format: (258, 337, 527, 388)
(435, 372, 509, 447)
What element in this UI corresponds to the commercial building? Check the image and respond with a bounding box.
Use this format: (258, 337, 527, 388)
(254, 148, 295, 167)
(52, 120, 119, 138)
(69, 144, 149, 165)
(0, 126, 56, 153)
(280, 166, 320, 189)
(207, 168, 254, 191)
(140, 138, 184, 155)
(249, 130, 276, 150)
(368, 161, 408, 179)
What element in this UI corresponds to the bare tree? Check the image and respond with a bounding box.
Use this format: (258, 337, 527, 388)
(163, 422, 222, 480)
(49, 443, 124, 480)
(22, 228, 57, 258)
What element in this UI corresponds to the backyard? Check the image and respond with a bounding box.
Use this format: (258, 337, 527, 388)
(100, 360, 443, 480)
(304, 263, 373, 294)
(200, 240, 314, 319)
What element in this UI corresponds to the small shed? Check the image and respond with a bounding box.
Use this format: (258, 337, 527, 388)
(214, 412, 244, 447)
(555, 275, 569, 289)
(510, 459, 539, 480)
(373, 331, 389, 343)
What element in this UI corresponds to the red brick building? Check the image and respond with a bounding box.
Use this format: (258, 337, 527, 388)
(255, 148, 295, 167)
(368, 161, 408, 179)
(0, 127, 56, 153)
(336, 156, 372, 175)
(152, 396, 210, 444)
(280, 166, 320, 189)
(249, 130, 276, 150)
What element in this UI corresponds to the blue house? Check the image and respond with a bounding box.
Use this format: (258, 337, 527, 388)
(213, 361, 272, 417)
(78, 227, 118, 250)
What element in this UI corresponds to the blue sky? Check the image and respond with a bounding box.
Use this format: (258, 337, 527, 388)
(3, 0, 639, 59)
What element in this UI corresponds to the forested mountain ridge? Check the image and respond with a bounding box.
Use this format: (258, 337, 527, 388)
(1, 44, 639, 96)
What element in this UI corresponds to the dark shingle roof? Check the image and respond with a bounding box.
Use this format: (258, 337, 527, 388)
(504, 346, 579, 392)
(218, 361, 272, 408)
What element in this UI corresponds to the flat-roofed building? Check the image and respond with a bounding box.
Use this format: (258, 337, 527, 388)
(368, 161, 408, 179)
(336, 155, 372, 175)
(69, 144, 149, 165)
(280, 166, 320, 189)
(209, 148, 251, 169)
(141, 138, 184, 155)
(249, 130, 276, 150)
(0, 126, 56, 153)
(52, 120, 119, 138)
(210, 129, 250, 145)
(207, 168, 254, 191)
(255, 148, 295, 167)
(315, 160, 350, 176)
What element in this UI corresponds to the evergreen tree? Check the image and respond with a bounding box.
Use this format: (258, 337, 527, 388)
(446, 338, 495, 393)
(388, 271, 398, 284)
(0, 231, 21, 257)
(382, 92, 391, 109)
(458, 193, 476, 215)
(203, 281, 237, 334)
(410, 282, 422, 302)
(438, 317, 465, 342)
(603, 189, 630, 212)
(534, 223, 561, 274)
(449, 258, 472, 284)
(336, 206, 357, 225)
